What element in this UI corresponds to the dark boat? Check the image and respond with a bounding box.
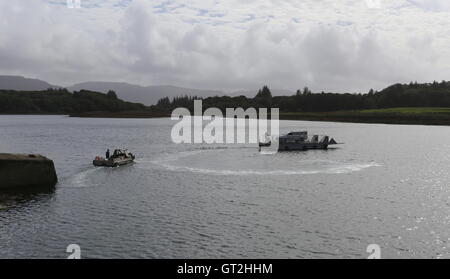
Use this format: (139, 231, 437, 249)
(93, 149, 135, 167)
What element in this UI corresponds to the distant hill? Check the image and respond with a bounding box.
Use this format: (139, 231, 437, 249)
(68, 82, 294, 105)
(0, 76, 60, 91)
(0, 88, 147, 114)
(3, 81, 450, 125)
(0, 75, 294, 105)
(68, 82, 226, 106)
(231, 89, 294, 97)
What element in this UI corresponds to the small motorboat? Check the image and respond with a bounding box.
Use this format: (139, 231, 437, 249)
(93, 149, 135, 167)
(258, 141, 272, 147)
(258, 132, 272, 147)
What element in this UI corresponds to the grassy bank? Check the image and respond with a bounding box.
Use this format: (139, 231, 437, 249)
(280, 107, 450, 125)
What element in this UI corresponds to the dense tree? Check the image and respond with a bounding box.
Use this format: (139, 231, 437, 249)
(153, 81, 450, 113)
(4, 81, 450, 116)
(254, 85, 272, 107)
(302, 87, 312, 95)
(106, 90, 118, 99)
(0, 89, 145, 114)
(255, 85, 272, 99)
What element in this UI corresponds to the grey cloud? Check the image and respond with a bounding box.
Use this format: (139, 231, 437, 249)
(0, 0, 449, 93)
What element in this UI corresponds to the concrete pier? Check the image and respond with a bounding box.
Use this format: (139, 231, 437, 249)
(0, 154, 58, 189)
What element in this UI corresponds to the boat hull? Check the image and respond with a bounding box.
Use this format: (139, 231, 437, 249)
(93, 157, 135, 167)
(278, 142, 328, 151)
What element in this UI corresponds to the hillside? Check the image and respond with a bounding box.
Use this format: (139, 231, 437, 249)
(0, 76, 59, 91)
(154, 82, 450, 112)
(0, 89, 147, 114)
(69, 82, 295, 105)
(68, 82, 225, 106)
(0, 75, 295, 105)
(152, 82, 450, 125)
(4, 81, 450, 125)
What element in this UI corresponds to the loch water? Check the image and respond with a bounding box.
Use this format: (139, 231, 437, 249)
(1, 115, 449, 259)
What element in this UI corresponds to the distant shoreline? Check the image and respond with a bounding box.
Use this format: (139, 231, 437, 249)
(70, 107, 450, 126)
(69, 111, 170, 119)
(279, 108, 450, 126)
(3, 107, 450, 126)
(279, 115, 450, 126)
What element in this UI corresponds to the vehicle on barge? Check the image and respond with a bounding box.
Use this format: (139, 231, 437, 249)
(259, 131, 338, 151)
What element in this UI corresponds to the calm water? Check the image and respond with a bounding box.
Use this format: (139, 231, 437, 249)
(1, 115, 450, 259)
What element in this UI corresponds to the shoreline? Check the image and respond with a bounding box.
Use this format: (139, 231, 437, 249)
(2, 108, 450, 126)
(280, 117, 450, 126)
(279, 115, 450, 126)
(66, 108, 450, 126)
(69, 111, 170, 119)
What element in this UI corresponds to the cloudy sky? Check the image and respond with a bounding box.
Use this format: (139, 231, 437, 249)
(1, 0, 450, 93)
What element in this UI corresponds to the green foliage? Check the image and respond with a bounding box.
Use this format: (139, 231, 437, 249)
(255, 85, 272, 99)
(280, 107, 450, 125)
(154, 82, 450, 114)
(4, 81, 450, 118)
(106, 90, 118, 100)
(357, 107, 450, 115)
(0, 88, 145, 114)
(254, 85, 272, 107)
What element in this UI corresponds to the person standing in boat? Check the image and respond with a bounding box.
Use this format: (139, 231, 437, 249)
(106, 149, 110, 159)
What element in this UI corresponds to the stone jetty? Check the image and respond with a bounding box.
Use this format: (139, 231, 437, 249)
(0, 154, 58, 189)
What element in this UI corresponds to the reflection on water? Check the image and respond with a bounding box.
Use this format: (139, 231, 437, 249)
(0, 186, 55, 210)
(0, 115, 450, 259)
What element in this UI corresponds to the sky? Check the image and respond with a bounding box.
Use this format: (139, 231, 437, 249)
(0, 0, 450, 93)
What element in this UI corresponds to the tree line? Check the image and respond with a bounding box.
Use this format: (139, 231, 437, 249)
(153, 81, 450, 113)
(2, 80, 450, 115)
(0, 88, 146, 114)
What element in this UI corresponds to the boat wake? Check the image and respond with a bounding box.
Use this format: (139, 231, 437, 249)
(152, 162, 380, 176)
(145, 150, 381, 176)
(63, 167, 103, 188)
